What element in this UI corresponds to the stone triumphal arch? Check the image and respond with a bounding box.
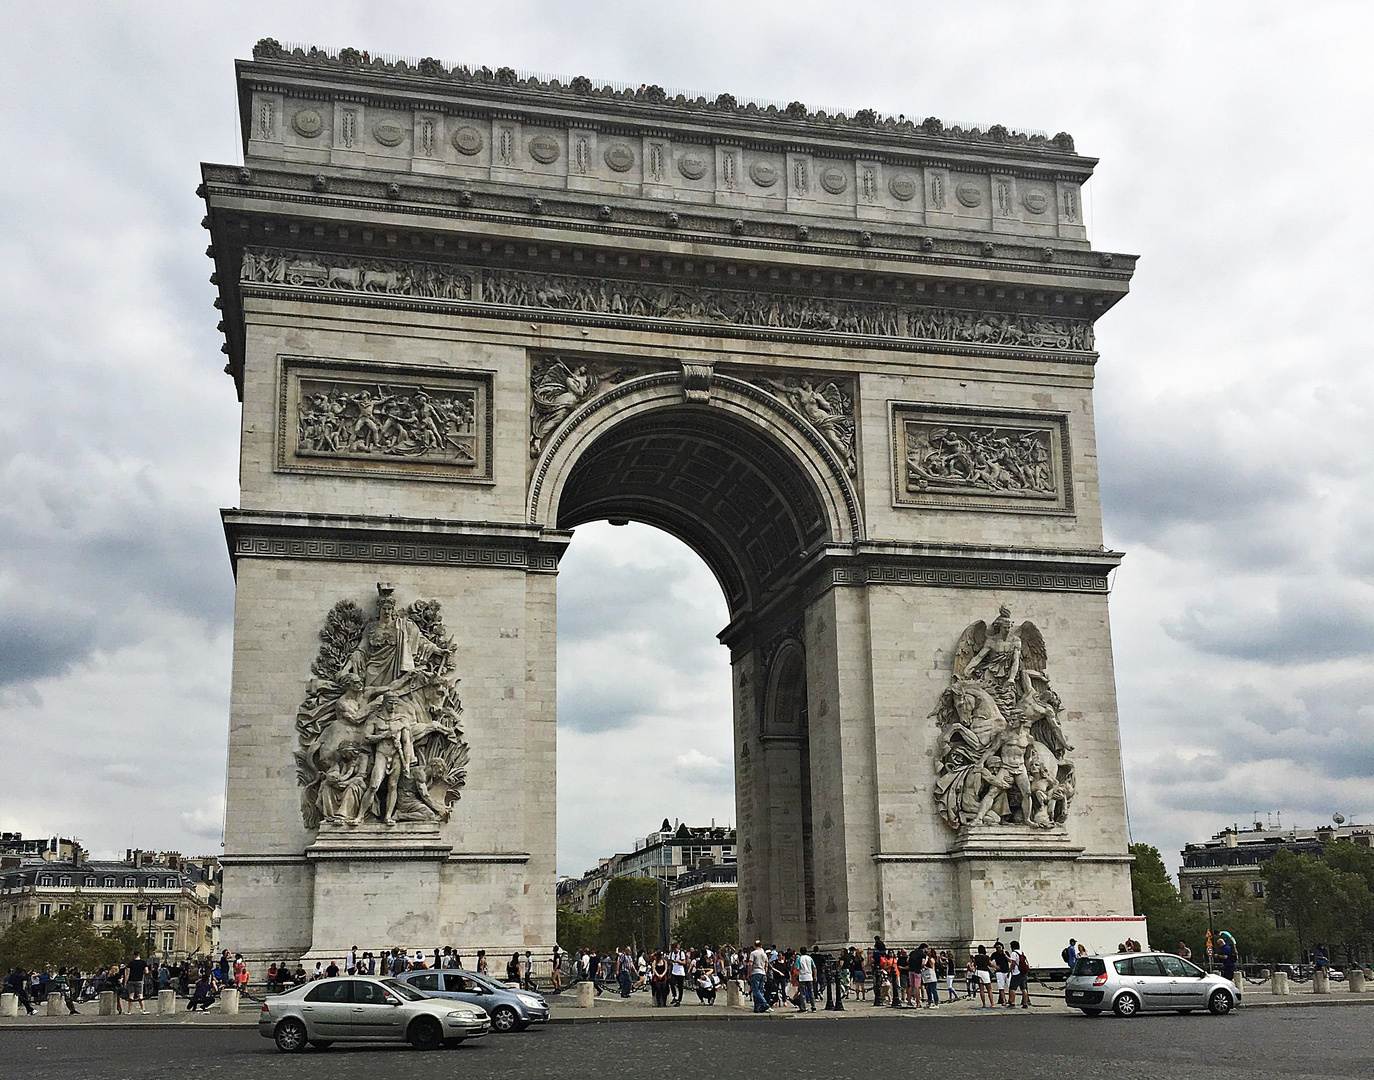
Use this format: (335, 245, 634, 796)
(208, 41, 1137, 962)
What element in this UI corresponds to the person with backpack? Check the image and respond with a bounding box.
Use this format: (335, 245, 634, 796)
(1062, 937, 1078, 973)
(1007, 940, 1031, 1009)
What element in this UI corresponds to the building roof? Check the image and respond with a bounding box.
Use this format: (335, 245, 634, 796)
(0, 861, 207, 890)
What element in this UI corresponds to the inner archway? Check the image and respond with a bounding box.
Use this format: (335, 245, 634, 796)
(553, 520, 734, 911)
(547, 390, 841, 945)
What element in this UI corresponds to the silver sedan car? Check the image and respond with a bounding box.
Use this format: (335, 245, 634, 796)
(1065, 952, 1240, 1017)
(259, 975, 490, 1052)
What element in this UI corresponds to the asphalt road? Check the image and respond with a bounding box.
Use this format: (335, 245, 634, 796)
(2, 1009, 1370, 1080)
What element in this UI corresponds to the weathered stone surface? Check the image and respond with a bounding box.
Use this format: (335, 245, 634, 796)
(209, 44, 1138, 964)
(0, 993, 17, 1017)
(158, 989, 176, 1013)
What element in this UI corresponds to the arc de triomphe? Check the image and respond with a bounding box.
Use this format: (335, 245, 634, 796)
(206, 41, 1136, 962)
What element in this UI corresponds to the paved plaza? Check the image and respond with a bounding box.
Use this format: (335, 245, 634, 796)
(3, 1005, 1372, 1080)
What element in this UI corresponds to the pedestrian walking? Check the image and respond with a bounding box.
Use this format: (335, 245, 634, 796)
(748, 939, 770, 1013)
(668, 942, 687, 1006)
(125, 953, 149, 1015)
(1007, 940, 1031, 1009)
(793, 947, 817, 1012)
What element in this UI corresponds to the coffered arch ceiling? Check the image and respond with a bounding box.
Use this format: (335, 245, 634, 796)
(555, 406, 832, 616)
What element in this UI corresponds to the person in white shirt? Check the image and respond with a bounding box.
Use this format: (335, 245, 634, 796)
(668, 942, 688, 1006)
(748, 940, 770, 1013)
(793, 947, 817, 1012)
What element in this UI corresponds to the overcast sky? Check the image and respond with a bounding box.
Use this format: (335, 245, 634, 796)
(2, 2, 1371, 884)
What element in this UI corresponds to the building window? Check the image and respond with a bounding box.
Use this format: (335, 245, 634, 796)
(1212, 888, 1222, 901)
(163, 931, 176, 954)
(39, 903, 51, 916)
(165, 904, 176, 920)
(122, 904, 133, 921)
(85, 877, 96, 888)
(58, 876, 70, 887)
(1191, 887, 1203, 901)
(165, 878, 176, 889)
(147, 907, 157, 921)
(124, 877, 136, 888)
(39, 875, 53, 887)
(1253, 881, 1265, 898)
(104, 877, 115, 888)
(103, 904, 115, 921)
(58, 903, 70, 912)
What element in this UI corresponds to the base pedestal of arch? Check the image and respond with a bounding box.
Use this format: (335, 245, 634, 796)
(304, 822, 452, 961)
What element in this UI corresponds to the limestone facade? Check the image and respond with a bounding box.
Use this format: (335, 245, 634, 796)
(207, 42, 1138, 964)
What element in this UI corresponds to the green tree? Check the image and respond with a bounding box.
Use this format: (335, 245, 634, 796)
(600, 877, 662, 953)
(0, 908, 122, 973)
(672, 891, 739, 950)
(104, 922, 154, 963)
(1129, 843, 1207, 958)
(556, 907, 606, 953)
(1261, 847, 1373, 962)
(1212, 880, 1298, 963)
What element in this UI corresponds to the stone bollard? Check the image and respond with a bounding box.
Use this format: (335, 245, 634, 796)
(726, 981, 743, 1008)
(1271, 971, 1289, 996)
(1349, 969, 1366, 993)
(98, 991, 115, 1016)
(158, 989, 177, 1014)
(575, 980, 595, 1008)
(1313, 969, 1330, 994)
(1258, 968, 1270, 980)
(219, 988, 240, 1015)
(1, 992, 19, 1017)
(46, 993, 64, 1016)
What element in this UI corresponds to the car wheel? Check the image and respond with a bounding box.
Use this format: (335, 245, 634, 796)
(1081, 1009, 1102, 1017)
(409, 1016, 444, 1051)
(1208, 990, 1234, 1016)
(274, 1018, 308, 1053)
(1112, 992, 1140, 1017)
(490, 1005, 520, 1033)
(309, 1040, 334, 1050)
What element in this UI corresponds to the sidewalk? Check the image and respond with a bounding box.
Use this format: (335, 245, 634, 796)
(2, 984, 1370, 1031)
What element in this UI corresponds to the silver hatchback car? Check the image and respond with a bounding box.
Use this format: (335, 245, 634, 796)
(259, 975, 490, 1052)
(1065, 952, 1240, 1017)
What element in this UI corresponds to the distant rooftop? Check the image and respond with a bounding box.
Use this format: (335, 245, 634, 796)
(249, 39, 1077, 156)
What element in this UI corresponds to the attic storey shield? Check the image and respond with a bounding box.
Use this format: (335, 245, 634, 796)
(208, 41, 1138, 962)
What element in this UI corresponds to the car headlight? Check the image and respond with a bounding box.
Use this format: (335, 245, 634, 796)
(516, 993, 543, 1008)
(447, 1009, 481, 1021)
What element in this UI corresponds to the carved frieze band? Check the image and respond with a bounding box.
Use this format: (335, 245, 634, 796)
(890, 402, 1073, 515)
(242, 248, 1096, 357)
(829, 564, 1108, 593)
(223, 512, 568, 573)
(276, 355, 494, 483)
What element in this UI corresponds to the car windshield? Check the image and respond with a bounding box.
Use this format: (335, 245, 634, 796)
(457, 970, 501, 993)
(382, 978, 426, 1001)
(1071, 957, 1105, 977)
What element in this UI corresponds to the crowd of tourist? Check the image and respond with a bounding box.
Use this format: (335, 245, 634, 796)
(556, 936, 1041, 1013)
(3, 949, 251, 1016)
(4, 934, 1070, 1018)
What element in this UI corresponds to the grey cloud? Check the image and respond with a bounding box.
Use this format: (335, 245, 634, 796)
(1163, 582, 1374, 664)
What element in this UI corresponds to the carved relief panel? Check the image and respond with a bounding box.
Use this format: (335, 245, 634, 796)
(277, 356, 494, 483)
(890, 402, 1072, 514)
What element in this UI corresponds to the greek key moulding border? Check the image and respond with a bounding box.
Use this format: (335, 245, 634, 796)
(888, 401, 1074, 515)
(276, 356, 495, 484)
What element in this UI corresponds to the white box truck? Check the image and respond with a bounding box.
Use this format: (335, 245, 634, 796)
(993, 915, 1149, 974)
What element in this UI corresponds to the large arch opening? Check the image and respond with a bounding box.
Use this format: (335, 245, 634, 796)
(549, 392, 840, 946)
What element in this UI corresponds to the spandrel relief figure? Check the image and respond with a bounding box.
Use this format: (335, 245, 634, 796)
(755, 376, 856, 475)
(529, 356, 637, 457)
(931, 605, 1076, 830)
(295, 583, 469, 829)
